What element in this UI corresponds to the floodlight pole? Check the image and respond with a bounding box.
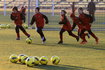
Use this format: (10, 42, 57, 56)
(52, 0, 54, 16)
(4, 0, 6, 16)
(36, 0, 39, 7)
(28, 0, 31, 25)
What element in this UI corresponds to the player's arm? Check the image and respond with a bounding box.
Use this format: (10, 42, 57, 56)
(30, 16, 36, 25)
(20, 13, 26, 23)
(71, 2, 75, 13)
(10, 14, 16, 21)
(70, 2, 76, 19)
(42, 14, 49, 24)
(59, 16, 67, 24)
(71, 2, 77, 31)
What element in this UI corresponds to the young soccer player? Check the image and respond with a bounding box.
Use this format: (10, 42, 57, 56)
(30, 7, 49, 44)
(70, 10, 90, 44)
(58, 10, 79, 44)
(70, 2, 90, 44)
(78, 7, 99, 44)
(10, 6, 30, 40)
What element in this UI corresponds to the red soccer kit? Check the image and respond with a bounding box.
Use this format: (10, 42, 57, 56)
(70, 13, 89, 43)
(30, 13, 48, 28)
(70, 13, 84, 32)
(79, 13, 91, 30)
(11, 11, 23, 26)
(61, 15, 72, 31)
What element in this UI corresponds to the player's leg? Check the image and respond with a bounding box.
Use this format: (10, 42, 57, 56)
(58, 29, 65, 44)
(36, 27, 46, 43)
(15, 25, 20, 40)
(71, 22, 76, 31)
(19, 25, 30, 37)
(88, 29, 99, 44)
(67, 30, 79, 42)
(79, 29, 87, 44)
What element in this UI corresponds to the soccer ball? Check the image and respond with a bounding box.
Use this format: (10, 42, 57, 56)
(23, 24, 28, 29)
(0, 24, 6, 29)
(39, 56, 48, 65)
(9, 54, 18, 63)
(26, 38, 32, 44)
(6, 24, 11, 28)
(20, 55, 28, 64)
(18, 54, 25, 62)
(25, 56, 35, 67)
(33, 56, 40, 65)
(51, 56, 60, 65)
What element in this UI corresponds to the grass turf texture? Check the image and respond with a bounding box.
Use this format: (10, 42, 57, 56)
(0, 29, 105, 70)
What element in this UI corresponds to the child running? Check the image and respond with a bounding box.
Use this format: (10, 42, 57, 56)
(10, 6, 30, 40)
(58, 10, 79, 44)
(30, 7, 49, 44)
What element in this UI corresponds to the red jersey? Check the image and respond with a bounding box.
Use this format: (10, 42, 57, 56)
(79, 13, 90, 25)
(79, 13, 91, 30)
(30, 13, 48, 28)
(60, 15, 72, 31)
(11, 11, 23, 26)
(70, 13, 84, 29)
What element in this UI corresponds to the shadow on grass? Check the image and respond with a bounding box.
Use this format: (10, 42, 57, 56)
(31, 64, 96, 70)
(30, 42, 105, 51)
(61, 43, 105, 51)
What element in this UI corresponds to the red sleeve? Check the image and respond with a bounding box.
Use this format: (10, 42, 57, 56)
(70, 13, 81, 25)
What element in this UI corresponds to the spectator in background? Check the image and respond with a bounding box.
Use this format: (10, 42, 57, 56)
(87, 0, 96, 21)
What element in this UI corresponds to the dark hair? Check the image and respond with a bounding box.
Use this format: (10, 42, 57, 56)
(36, 7, 40, 11)
(12, 6, 18, 11)
(61, 10, 67, 14)
(78, 7, 83, 11)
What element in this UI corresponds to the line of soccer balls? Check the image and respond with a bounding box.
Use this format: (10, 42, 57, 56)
(0, 24, 28, 29)
(9, 54, 60, 67)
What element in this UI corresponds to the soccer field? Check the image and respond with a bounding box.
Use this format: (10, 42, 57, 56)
(0, 11, 105, 70)
(0, 29, 105, 70)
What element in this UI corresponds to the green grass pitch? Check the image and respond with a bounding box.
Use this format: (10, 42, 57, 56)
(0, 12, 105, 70)
(0, 29, 105, 70)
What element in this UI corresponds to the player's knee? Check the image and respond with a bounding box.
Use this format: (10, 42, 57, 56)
(68, 31, 72, 35)
(15, 28, 19, 33)
(88, 30, 92, 34)
(37, 29, 41, 34)
(15, 26, 19, 33)
(59, 31, 63, 35)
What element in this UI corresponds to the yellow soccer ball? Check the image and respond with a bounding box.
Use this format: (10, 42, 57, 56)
(26, 38, 32, 44)
(20, 55, 28, 64)
(25, 56, 35, 67)
(33, 56, 40, 65)
(6, 24, 11, 28)
(40, 56, 48, 65)
(18, 54, 25, 63)
(23, 24, 28, 29)
(51, 56, 60, 65)
(9, 54, 18, 63)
